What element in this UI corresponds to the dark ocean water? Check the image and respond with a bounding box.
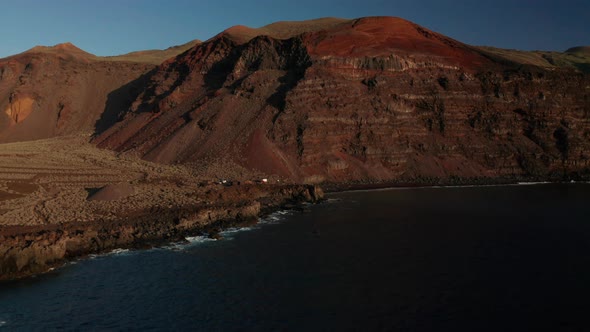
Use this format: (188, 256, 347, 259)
(1, 183, 590, 331)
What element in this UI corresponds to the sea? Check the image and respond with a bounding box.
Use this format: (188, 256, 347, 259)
(0, 183, 589, 331)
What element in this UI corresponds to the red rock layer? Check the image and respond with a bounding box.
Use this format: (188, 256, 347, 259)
(94, 17, 590, 182)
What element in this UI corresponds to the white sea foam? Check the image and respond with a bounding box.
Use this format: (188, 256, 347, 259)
(517, 181, 551, 186)
(151, 207, 307, 252)
(185, 235, 216, 244)
(260, 210, 292, 224)
(110, 248, 131, 255)
(89, 248, 132, 259)
(159, 235, 216, 251)
(222, 226, 254, 234)
(0, 320, 7, 327)
(429, 184, 504, 189)
(159, 209, 295, 251)
(261, 215, 282, 223)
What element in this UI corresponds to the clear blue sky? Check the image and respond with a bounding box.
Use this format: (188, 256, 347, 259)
(1, 0, 588, 58)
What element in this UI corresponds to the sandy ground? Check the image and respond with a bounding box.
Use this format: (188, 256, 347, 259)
(0, 135, 222, 226)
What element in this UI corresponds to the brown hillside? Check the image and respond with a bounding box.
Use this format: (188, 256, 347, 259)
(105, 39, 202, 64)
(94, 16, 590, 183)
(0, 45, 154, 142)
(479, 46, 590, 74)
(0, 17, 587, 183)
(216, 17, 349, 44)
(18, 42, 98, 62)
(302, 17, 493, 69)
(566, 46, 590, 55)
(0, 40, 204, 143)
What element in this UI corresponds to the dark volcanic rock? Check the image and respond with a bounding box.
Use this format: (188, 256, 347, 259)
(0, 184, 323, 281)
(94, 17, 590, 183)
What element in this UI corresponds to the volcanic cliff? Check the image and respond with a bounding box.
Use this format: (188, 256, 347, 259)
(93, 17, 590, 183)
(2, 17, 590, 183)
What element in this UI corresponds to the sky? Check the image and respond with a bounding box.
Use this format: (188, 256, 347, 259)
(0, 0, 588, 58)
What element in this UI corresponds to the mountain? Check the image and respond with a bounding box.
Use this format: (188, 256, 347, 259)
(20, 42, 97, 61)
(566, 46, 590, 55)
(1, 17, 589, 183)
(93, 17, 590, 182)
(217, 17, 493, 68)
(104, 39, 201, 64)
(216, 17, 349, 43)
(479, 45, 590, 74)
(0, 43, 153, 142)
(0, 41, 200, 142)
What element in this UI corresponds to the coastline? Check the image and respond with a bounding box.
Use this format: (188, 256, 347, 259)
(2, 174, 588, 282)
(321, 174, 589, 193)
(0, 184, 323, 282)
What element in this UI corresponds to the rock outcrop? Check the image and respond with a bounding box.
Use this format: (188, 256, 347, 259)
(93, 17, 590, 183)
(0, 184, 323, 281)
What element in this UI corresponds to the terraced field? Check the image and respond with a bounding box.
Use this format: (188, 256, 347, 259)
(0, 135, 202, 226)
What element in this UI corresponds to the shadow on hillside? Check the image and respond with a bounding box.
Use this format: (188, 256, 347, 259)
(268, 69, 307, 123)
(573, 63, 590, 74)
(94, 40, 226, 139)
(203, 39, 242, 91)
(132, 61, 191, 114)
(93, 68, 157, 136)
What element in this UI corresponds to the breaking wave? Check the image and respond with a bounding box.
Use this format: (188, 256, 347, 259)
(516, 181, 551, 186)
(89, 248, 132, 259)
(160, 209, 295, 251)
(260, 210, 294, 224)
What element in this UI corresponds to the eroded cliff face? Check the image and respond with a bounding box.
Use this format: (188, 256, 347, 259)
(274, 65, 590, 182)
(95, 17, 590, 183)
(0, 43, 200, 143)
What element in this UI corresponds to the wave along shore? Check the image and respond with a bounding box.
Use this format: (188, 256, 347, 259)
(0, 184, 323, 281)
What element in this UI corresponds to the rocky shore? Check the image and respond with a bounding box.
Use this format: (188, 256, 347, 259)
(0, 183, 323, 281)
(0, 136, 324, 282)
